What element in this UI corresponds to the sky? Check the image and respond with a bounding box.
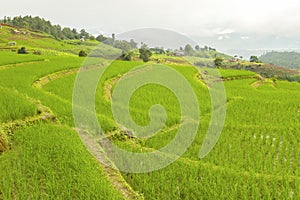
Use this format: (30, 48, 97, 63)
(2, 0, 300, 53)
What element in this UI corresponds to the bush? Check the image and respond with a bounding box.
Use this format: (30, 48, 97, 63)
(33, 50, 42, 55)
(79, 50, 87, 57)
(214, 57, 223, 67)
(0, 131, 8, 153)
(122, 51, 134, 61)
(18, 47, 28, 54)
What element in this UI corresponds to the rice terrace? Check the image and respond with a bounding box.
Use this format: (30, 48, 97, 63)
(0, 8, 299, 200)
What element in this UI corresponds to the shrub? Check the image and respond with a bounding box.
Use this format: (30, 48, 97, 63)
(33, 50, 42, 55)
(79, 50, 87, 57)
(122, 51, 134, 61)
(18, 47, 28, 54)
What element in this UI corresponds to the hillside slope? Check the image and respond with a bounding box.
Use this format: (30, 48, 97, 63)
(0, 23, 121, 56)
(260, 51, 300, 70)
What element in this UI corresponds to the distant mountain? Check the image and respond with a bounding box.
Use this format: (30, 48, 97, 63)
(118, 28, 197, 49)
(192, 32, 300, 59)
(259, 51, 300, 70)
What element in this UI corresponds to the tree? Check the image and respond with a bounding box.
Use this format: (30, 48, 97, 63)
(139, 46, 152, 62)
(209, 47, 216, 51)
(250, 56, 259, 63)
(80, 29, 89, 39)
(129, 39, 138, 49)
(79, 50, 87, 57)
(122, 51, 135, 61)
(72, 28, 80, 39)
(195, 45, 200, 50)
(114, 40, 131, 54)
(96, 34, 108, 42)
(89, 35, 95, 40)
(184, 44, 194, 55)
(18, 47, 28, 54)
(214, 57, 223, 67)
(62, 27, 74, 39)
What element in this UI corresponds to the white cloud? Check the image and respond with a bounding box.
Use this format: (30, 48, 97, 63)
(241, 36, 249, 40)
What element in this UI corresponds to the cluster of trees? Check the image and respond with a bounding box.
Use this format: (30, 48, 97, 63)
(0, 16, 142, 59)
(179, 44, 217, 56)
(249, 56, 262, 63)
(1, 16, 92, 40)
(95, 34, 138, 52)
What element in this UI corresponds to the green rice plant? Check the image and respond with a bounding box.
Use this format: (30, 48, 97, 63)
(0, 49, 299, 199)
(0, 123, 123, 199)
(0, 51, 44, 66)
(0, 87, 37, 123)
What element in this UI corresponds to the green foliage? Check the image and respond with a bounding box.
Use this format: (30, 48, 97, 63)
(0, 51, 44, 65)
(0, 32, 299, 199)
(0, 123, 123, 199)
(129, 39, 138, 49)
(139, 47, 152, 62)
(250, 55, 260, 63)
(78, 50, 87, 57)
(114, 40, 131, 53)
(33, 50, 42, 55)
(150, 47, 165, 54)
(214, 57, 224, 67)
(184, 44, 194, 55)
(0, 87, 37, 122)
(122, 51, 135, 61)
(0, 15, 84, 40)
(96, 34, 108, 42)
(17, 47, 28, 54)
(260, 51, 300, 69)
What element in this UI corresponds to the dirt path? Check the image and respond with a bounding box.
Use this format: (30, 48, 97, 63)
(76, 129, 143, 200)
(31, 65, 142, 200)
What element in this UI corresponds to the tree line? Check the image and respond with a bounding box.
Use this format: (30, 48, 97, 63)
(1, 16, 92, 40)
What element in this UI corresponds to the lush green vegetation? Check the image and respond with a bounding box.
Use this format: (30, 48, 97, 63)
(43, 56, 299, 199)
(0, 24, 121, 56)
(260, 51, 300, 70)
(0, 87, 37, 123)
(0, 51, 126, 199)
(0, 51, 44, 66)
(0, 21, 299, 199)
(0, 123, 123, 199)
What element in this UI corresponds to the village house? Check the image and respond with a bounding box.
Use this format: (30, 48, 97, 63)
(174, 50, 185, 57)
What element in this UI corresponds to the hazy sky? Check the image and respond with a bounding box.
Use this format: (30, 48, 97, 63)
(1, 0, 300, 37)
(2, 0, 300, 55)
